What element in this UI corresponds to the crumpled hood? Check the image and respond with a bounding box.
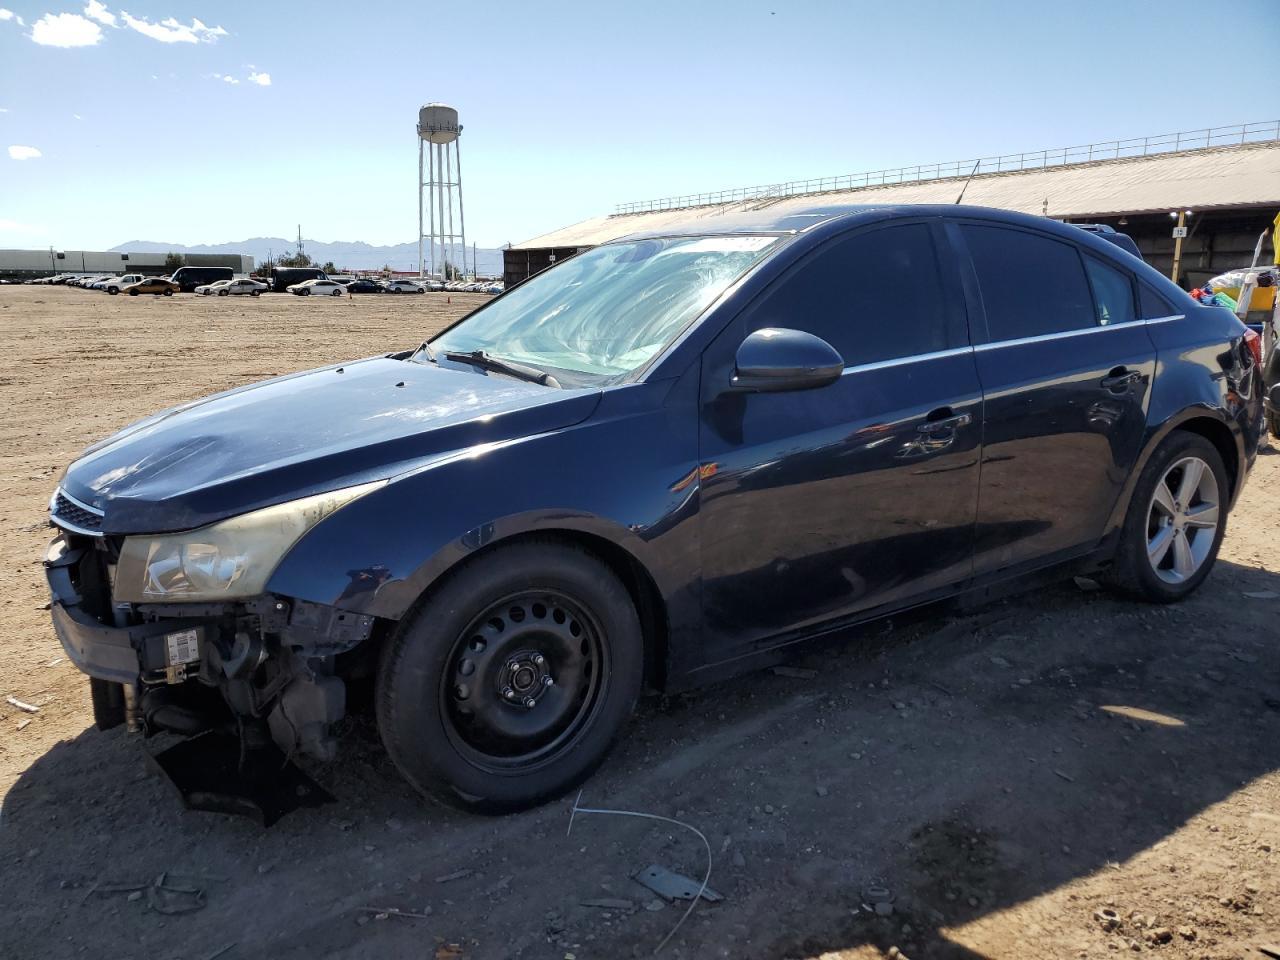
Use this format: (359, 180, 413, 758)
(61, 356, 600, 534)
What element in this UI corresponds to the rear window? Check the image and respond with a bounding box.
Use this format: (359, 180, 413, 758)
(1083, 256, 1137, 325)
(961, 224, 1095, 341)
(1139, 283, 1177, 319)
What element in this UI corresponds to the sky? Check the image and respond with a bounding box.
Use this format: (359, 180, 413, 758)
(1, 0, 1277, 251)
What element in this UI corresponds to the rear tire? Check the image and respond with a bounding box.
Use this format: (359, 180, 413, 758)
(332, 289, 342, 297)
(1267, 409, 1280, 441)
(1104, 431, 1229, 603)
(218, 290, 228, 296)
(163, 289, 173, 296)
(90, 678, 125, 731)
(128, 289, 139, 296)
(376, 540, 643, 813)
(108, 288, 118, 295)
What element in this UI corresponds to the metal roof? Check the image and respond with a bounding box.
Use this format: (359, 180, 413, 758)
(512, 141, 1280, 251)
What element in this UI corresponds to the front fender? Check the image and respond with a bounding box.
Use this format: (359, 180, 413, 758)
(266, 372, 702, 629)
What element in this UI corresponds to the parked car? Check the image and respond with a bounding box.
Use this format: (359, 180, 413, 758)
(122, 276, 179, 296)
(384, 279, 425, 294)
(1072, 223, 1144, 260)
(169, 266, 234, 293)
(102, 274, 146, 295)
(423, 279, 445, 292)
(287, 278, 346, 296)
(346, 278, 384, 294)
(43, 204, 1261, 814)
(271, 267, 328, 292)
(197, 278, 266, 297)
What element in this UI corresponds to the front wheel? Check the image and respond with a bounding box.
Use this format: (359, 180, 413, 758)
(128, 289, 139, 296)
(218, 290, 228, 296)
(301, 289, 311, 296)
(1105, 432, 1229, 602)
(377, 540, 643, 812)
(163, 289, 173, 296)
(1267, 409, 1280, 441)
(108, 288, 118, 295)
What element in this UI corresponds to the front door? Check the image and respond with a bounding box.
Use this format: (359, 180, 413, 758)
(949, 221, 1157, 575)
(696, 221, 982, 668)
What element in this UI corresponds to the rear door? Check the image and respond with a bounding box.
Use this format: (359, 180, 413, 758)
(697, 220, 982, 664)
(949, 221, 1156, 575)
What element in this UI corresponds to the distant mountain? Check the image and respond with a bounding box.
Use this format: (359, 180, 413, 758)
(109, 237, 506, 276)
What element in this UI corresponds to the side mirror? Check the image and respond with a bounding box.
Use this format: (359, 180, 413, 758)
(730, 328, 844, 393)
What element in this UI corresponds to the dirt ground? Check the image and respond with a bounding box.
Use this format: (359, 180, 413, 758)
(0, 285, 1276, 960)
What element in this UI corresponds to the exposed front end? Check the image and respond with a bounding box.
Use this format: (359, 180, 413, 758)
(45, 485, 381, 764)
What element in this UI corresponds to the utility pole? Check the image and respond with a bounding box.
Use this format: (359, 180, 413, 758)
(296, 225, 304, 262)
(1170, 210, 1190, 286)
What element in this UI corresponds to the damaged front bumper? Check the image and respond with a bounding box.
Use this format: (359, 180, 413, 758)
(45, 533, 379, 762)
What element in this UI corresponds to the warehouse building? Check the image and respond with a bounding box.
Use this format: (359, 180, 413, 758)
(0, 249, 253, 280)
(505, 122, 1280, 291)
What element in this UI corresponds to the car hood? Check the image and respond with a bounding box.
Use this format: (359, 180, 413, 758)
(61, 356, 601, 534)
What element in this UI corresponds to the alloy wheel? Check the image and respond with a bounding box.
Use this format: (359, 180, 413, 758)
(1146, 456, 1219, 584)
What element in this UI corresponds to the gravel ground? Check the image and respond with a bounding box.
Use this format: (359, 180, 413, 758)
(0, 286, 1276, 960)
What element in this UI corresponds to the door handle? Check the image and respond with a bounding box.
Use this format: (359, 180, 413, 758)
(1101, 368, 1142, 391)
(917, 412, 972, 434)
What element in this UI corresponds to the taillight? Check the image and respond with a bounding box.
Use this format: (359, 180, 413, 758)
(1242, 327, 1262, 367)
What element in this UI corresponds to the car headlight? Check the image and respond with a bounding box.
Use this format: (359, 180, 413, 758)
(113, 480, 385, 603)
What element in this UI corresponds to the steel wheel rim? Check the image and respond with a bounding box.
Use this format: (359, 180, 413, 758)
(1146, 456, 1219, 584)
(439, 589, 608, 772)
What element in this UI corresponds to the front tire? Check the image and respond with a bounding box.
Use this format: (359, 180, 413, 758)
(1105, 431, 1228, 602)
(376, 540, 643, 813)
(163, 289, 173, 296)
(218, 290, 228, 296)
(128, 289, 139, 296)
(1267, 408, 1280, 441)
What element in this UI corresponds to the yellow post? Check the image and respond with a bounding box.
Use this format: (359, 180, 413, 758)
(1170, 210, 1186, 285)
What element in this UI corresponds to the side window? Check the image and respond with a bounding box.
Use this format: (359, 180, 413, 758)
(961, 225, 1095, 341)
(742, 224, 951, 366)
(1139, 283, 1176, 320)
(1083, 256, 1136, 325)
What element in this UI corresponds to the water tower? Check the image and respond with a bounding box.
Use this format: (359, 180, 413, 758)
(417, 103, 467, 280)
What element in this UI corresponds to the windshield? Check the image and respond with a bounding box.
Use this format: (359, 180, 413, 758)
(428, 235, 780, 383)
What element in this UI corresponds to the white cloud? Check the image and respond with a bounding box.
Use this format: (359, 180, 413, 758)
(8, 145, 43, 160)
(248, 71, 270, 86)
(222, 75, 238, 84)
(83, 0, 116, 26)
(119, 10, 226, 43)
(73, 113, 82, 120)
(31, 12, 103, 46)
(0, 8, 25, 25)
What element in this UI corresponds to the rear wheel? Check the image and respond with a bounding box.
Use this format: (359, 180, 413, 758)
(163, 289, 173, 296)
(90, 678, 125, 731)
(377, 540, 643, 812)
(1105, 431, 1228, 602)
(218, 289, 228, 296)
(1267, 409, 1280, 441)
(108, 288, 118, 295)
(128, 289, 139, 296)
(332, 289, 343, 297)
(251, 290, 260, 297)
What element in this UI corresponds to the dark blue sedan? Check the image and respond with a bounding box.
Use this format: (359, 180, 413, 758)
(45, 204, 1263, 811)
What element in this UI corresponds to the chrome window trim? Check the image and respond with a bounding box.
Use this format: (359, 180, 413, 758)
(50, 486, 106, 538)
(840, 345, 974, 376)
(972, 315, 1182, 352)
(1142, 314, 1185, 325)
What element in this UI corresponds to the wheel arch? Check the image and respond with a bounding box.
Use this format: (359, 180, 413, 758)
(1105, 406, 1243, 537)
(394, 527, 671, 692)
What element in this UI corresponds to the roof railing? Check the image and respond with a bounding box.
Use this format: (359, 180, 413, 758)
(612, 120, 1280, 217)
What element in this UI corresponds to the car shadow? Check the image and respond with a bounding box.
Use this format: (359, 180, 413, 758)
(2, 560, 1278, 960)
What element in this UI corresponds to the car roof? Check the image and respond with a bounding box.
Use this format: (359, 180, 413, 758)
(613, 203, 1122, 249)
